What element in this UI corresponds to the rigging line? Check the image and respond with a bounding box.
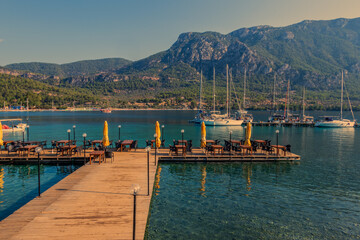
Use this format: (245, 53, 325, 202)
(230, 72, 242, 111)
(343, 80, 355, 122)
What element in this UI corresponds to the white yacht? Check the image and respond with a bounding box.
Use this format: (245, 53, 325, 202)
(315, 71, 355, 128)
(0, 119, 28, 132)
(315, 116, 355, 127)
(203, 65, 243, 126)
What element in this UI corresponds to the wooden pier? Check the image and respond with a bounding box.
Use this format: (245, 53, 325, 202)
(158, 148, 300, 162)
(252, 122, 314, 127)
(0, 148, 300, 239)
(0, 149, 158, 239)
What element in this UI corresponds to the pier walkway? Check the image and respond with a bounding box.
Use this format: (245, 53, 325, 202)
(0, 149, 158, 240)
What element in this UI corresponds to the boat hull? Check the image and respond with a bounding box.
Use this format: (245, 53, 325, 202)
(315, 120, 355, 128)
(204, 119, 244, 126)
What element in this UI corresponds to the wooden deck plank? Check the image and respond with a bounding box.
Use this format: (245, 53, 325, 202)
(0, 149, 158, 240)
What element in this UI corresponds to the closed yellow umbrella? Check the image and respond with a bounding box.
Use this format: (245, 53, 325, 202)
(200, 122, 206, 148)
(155, 121, 161, 148)
(0, 122, 3, 146)
(244, 122, 252, 146)
(102, 121, 110, 147)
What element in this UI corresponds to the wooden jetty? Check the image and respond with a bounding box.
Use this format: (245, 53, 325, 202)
(0, 148, 300, 239)
(158, 148, 300, 162)
(0, 150, 158, 239)
(252, 122, 314, 127)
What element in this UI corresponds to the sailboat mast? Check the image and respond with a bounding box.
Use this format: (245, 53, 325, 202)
(341, 71, 344, 120)
(199, 69, 202, 110)
(213, 66, 216, 113)
(229, 69, 232, 114)
(226, 64, 229, 117)
(243, 67, 246, 110)
(302, 87, 306, 119)
(284, 80, 290, 118)
(273, 74, 276, 112)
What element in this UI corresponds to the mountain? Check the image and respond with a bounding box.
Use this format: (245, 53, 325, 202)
(0, 73, 98, 109)
(3, 17, 360, 110)
(5, 58, 132, 78)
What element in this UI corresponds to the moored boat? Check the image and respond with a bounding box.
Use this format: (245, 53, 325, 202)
(0, 119, 28, 132)
(100, 108, 112, 113)
(315, 71, 355, 128)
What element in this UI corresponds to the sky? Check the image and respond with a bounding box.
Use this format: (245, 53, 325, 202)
(0, 0, 360, 66)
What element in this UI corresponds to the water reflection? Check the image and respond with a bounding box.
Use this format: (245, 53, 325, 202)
(200, 166, 206, 196)
(0, 167, 4, 193)
(154, 166, 162, 196)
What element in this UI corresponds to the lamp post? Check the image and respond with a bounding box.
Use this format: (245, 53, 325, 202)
(67, 129, 71, 142)
(118, 125, 121, 141)
(73, 125, 76, 141)
(145, 146, 151, 196)
(161, 125, 165, 146)
(130, 184, 141, 240)
(22, 130, 25, 143)
(229, 130, 233, 154)
(181, 129, 184, 144)
(27, 126, 30, 141)
(276, 130, 279, 156)
(82, 133, 87, 165)
(154, 133, 157, 166)
(35, 147, 42, 197)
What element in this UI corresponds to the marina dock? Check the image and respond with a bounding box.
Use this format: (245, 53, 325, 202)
(252, 122, 315, 127)
(0, 148, 300, 239)
(0, 150, 158, 239)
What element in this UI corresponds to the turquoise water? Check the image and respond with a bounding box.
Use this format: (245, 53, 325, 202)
(1, 110, 360, 238)
(0, 164, 79, 221)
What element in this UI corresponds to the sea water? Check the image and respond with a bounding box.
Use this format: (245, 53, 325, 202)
(0, 110, 359, 238)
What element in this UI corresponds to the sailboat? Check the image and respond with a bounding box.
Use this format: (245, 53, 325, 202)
(300, 87, 314, 123)
(189, 69, 206, 124)
(236, 67, 253, 123)
(204, 65, 244, 126)
(315, 71, 355, 127)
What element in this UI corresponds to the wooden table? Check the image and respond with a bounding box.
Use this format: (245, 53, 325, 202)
(3, 141, 14, 150)
(91, 140, 103, 149)
(178, 140, 187, 147)
(19, 145, 38, 157)
(57, 140, 71, 146)
(238, 145, 253, 155)
(254, 140, 266, 148)
(211, 145, 224, 156)
(271, 145, 287, 156)
(206, 140, 215, 145)
(89, 151, 105, 165)
(120, 140, 134, 152)
(150, 139, 156, 148)
(58, 145, 77, 156)
(174, 145, 186, 156)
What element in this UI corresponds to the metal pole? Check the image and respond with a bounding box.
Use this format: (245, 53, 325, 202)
(276, 133, 279, 156)
(147, 151, 150, 196)
(161, 127, 164, 144)
(154, 137, 157, 166)
(182, 133, 184, 144)
(22, 131, 25, 143)
(133, 192, 136, 240)
(119, 128, 121, 141)
(83, 137, 86, 165)
(73, 127, 76, 141)
(68, 132, 70, 142)
(37, 152, 41, 197)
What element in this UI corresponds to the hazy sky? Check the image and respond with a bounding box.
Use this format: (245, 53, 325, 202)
(0, 0, 359, 66)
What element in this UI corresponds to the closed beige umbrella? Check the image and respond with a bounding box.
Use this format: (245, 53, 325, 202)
(244, 122, 252, 146)
(102, 121, 110, 147)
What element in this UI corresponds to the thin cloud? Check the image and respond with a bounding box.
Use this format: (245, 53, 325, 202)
(0, 39, 3, 43)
